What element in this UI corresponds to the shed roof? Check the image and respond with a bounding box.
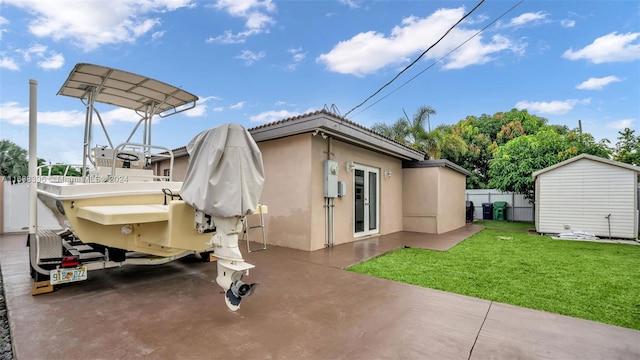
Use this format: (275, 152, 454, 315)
(247, 109, 425, 161)
(532, 154, 640, 180)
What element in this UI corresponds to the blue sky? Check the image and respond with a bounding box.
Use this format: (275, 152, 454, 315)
(0, 0, 638, 164)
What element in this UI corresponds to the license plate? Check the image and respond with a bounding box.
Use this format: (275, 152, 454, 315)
(50, 267, 88, 285)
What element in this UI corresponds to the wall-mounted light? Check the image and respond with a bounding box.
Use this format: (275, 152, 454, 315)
(346, 161, 356, 172)
(384, 169, 392, 179)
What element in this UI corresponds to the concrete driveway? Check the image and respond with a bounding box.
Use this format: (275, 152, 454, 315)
(1, 225, 639, 359)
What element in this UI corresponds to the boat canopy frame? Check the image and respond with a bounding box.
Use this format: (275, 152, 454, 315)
(57, 63, 198, 181)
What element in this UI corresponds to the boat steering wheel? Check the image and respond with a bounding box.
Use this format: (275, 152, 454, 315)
(116, 152, 139, 162)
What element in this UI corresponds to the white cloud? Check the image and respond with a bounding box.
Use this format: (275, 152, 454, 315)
(515, 98, 591, 115)
(0, 16, 9, 41)
(18, 43, 47, 62)
(151, 31, 165, 42)
(606, 119, 635, 130)
(317, 7, 525, 76)
(286, 47, 307, 70)
(206, 30, 259, 44)
(560, 19, 575, 28)
(505, 11, 549, 27)
(180, 96, 221, 117)
(229, 101, 246, 110)
(249, 109, 300, 123)
(3, 43, 65, 70)
(208, 0, 276, 44)
(274, 101, 296, 107)
(0, 101, 85, 127)
(183, 103, 206, 117)
(37, 51, 64, 70)
(2, 0, 193, 52)
(0, 57, 19, 71)
(0, 101, 163, 127)
(338, 0, 361, 9)
(236, 50, 265, 65)
(563, 32, 640, 63)
(575, 76, 622, 90)
(97, 107, 142, 125)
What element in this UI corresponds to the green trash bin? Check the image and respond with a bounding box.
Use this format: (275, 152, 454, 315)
(493, 201, 507, 221)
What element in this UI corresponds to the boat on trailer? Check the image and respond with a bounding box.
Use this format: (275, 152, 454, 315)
(30, 63, 264, 310)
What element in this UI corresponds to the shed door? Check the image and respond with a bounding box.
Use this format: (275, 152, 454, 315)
(354, 165, 379, 237)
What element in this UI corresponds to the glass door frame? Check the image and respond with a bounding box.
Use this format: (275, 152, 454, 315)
(353, 164, 380, 237)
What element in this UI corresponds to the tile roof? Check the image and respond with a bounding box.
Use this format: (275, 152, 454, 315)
(156, 109, 425, 161)
(248, 108, 422, 155)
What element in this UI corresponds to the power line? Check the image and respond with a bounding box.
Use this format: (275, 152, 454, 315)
(344, 0, 486, 118)
(351, 0, 525, 118)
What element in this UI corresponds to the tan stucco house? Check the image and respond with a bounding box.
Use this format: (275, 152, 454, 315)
(153, 110, 470, 251)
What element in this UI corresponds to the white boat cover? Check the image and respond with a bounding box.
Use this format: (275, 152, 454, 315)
(180, 123, 264, 218)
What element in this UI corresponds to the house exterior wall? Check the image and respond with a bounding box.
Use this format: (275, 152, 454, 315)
(265, 134, 403, 251)
(535, 159, 638, 239)
(156, 156, 189, 182)
(259, 135, 314, 250)
(437, 167, 467, 233)
(402, 166, 466, 234)
(316, 138, 404, 250)
(403, 168, 438, 233)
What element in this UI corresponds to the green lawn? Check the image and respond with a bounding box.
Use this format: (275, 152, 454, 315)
(347, 228, 640, 330)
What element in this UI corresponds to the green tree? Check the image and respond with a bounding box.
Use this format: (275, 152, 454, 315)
(38, 162, 82, 176)
(453, 109, 549, 188)
(0, 139, 28, 178)
(421, 125, 468, 163)
(612, 128, 639, 166)
(488, 128, 612, 202)
(453, 116, 497, 188)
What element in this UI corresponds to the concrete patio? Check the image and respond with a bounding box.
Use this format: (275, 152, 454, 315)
(1, 225, 638, 359)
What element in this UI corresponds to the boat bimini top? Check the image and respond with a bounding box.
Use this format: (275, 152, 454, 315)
(57, 63, 198, 181)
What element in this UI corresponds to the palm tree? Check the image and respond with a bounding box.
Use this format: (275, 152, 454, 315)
(415, 105, 436, 133)
(370, 119, 411, 144)
(371, 106, 439, 159)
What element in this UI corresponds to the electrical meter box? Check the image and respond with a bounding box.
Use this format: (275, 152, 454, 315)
(324, 159, 339, 198)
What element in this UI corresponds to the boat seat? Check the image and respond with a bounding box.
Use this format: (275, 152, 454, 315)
(77, 204, 169, 225)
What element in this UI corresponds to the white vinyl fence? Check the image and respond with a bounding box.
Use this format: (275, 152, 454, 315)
(2, 182, 59, 233)
(466, 189, 534, 222)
